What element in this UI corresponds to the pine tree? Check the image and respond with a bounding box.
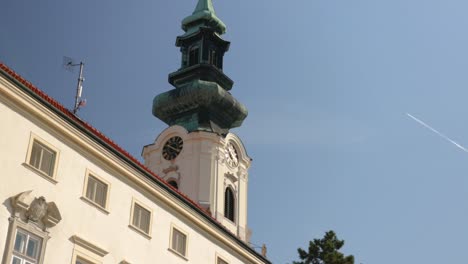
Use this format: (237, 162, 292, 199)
(292, 230, 354, 264)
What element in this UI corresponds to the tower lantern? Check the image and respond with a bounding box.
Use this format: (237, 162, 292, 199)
(152, 0, 247, 135)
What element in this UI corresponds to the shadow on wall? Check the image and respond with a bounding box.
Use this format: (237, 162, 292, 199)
(2, 197, 13, 218)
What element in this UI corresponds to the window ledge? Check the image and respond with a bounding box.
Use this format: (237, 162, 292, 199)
(223, 217, 237, 226)
(80, 197, 110, 215)
(128, 225, 151, 239)
(22, 163, 58, 184)
(168, 248, 188, 261)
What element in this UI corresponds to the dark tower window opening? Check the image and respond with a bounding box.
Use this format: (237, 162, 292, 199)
(189, 46, 200, 66)
(224, 187, 235, 222)
(168, 180, 179, 190)
(181, 47, 188, 67)
(209, 49, 218, 67)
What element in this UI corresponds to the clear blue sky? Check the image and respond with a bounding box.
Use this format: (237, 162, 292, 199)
(2, 1, 468, 263)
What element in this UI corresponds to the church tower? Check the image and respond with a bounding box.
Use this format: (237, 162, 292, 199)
(142, 0, 251, 241)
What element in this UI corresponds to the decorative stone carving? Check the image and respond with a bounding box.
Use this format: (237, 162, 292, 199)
(26, 197, 48, 222)
(223, 179, 238, 195)
(225, 172, 238, 183)
(10, 191, 62, 230)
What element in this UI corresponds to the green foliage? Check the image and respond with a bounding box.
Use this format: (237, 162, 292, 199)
(292, 230, 354, 264)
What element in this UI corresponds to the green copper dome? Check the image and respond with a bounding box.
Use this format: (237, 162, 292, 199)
(153, 80, 248, 134)
(182, 0, 226, 34)
(153, 0, 247, 134)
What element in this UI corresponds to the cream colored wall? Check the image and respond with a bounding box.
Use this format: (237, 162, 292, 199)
(142, 126, 252, 242)
(0, 76, 265, 264)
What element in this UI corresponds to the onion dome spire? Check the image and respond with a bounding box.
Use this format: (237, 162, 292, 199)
(152, 0, 247, 134)
(182, 0, 226, 35)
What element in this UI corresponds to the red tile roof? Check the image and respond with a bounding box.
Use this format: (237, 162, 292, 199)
(0, 62, 270, 263)
(0, 62, 271, 263)
(0, 62, 211, 222)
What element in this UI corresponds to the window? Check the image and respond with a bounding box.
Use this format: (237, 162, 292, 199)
(170, 226, 187, 257)
(209, 49, 218, 67)
(85, 175, 108, 208)
(188, 47, 199, 66)
(83, 172, 110, 210)
(5, 192, 58, 264)
(11, 228, 43, 264)
(224, 188, 235, 222)
(29, 140, 56, 177)
(76, 257, 95, 264)
(168, 180, 178, 190)
(130, 201, 152, 236)
(217, 257, 229, 264)
(70, 235, 108, 264)
(26, 135, 59, 180)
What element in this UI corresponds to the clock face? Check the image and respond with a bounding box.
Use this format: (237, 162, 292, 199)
(162, 136, 183, 160)
(226, 143, 239, 167)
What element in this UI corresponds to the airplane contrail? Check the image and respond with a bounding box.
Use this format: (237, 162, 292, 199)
(406, 113, 468, 153)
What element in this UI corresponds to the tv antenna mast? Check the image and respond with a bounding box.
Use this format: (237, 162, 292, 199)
(63, 56, 86, 114)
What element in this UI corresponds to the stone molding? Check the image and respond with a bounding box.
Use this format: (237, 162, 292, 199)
(225, 172, 238, 183)
(70, 235, 109, 257)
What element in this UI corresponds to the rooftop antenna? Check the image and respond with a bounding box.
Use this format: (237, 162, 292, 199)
(63, 56, 86, 114)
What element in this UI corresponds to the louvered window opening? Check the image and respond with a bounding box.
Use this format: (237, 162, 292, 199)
(189, 47, 199, 66)
(224, 188, 235, 222)
(209, 49, 218, 67)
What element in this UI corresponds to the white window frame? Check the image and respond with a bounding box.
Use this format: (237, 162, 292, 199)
(168, 224, 189, 259)
(24, 133, 60, 183)
(71, 251, 100, 264)
(215, 253, 229, 264)
(81, 170, 111, 213)
(128, 198, 153, 238)
(3, 218, 50, 264)
(216, 253, 229, 264)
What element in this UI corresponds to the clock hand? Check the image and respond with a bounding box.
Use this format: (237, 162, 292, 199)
(166, 145, 181, 153)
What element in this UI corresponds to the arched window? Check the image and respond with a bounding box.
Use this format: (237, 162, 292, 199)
(224, 188, 235, 222)
(168, 180, 179, 190)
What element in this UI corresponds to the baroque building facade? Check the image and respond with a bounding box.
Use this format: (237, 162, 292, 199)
(0, 1, 269, 264)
